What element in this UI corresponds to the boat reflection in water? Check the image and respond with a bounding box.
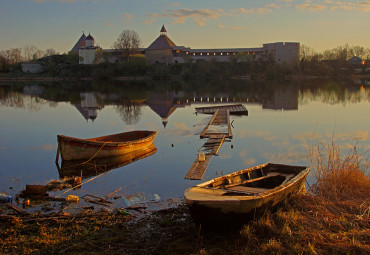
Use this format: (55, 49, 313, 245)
(57, 144, 157, 179)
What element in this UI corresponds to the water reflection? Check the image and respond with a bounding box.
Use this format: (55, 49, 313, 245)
(1, 79, 369, 127)
(75, 92, 104, 121)
(58, 144, 157, 179)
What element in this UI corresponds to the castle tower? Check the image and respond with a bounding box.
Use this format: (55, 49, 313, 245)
(145, 25, 176, 64)
(160, 24, 167, 35)
(85, 34, 95, 47)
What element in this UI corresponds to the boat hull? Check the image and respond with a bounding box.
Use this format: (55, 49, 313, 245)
(57, 130, 157, 161)
(184, 163, 310, 225)
(58, 144, 157, 179)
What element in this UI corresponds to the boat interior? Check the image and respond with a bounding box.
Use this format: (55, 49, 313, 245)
(88, 131, 154, 142)
(203, 164, 304, 195)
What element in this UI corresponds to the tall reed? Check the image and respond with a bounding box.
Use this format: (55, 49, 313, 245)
(309, 142, 369, 201)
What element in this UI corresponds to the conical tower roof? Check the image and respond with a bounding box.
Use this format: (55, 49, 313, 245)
(160, 24, 167, 33)
(147, 25, 176, 50)
(71, 33, 86, 53)
(86, 34, 94, 40)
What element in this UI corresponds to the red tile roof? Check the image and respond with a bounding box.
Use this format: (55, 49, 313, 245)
(147, 34, 176, 50)
(70, 33, 86, 53)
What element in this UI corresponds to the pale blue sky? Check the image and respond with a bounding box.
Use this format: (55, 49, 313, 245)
(1, 0, 369, 53)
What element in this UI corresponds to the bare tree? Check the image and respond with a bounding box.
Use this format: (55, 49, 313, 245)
(94, 48, 104, 64)
(44, 48, 58, 57)
(10, 48, 22, 64)
(23, 45, 38, 61)
(115, 103, 142, 125)
(112, 29, 141, 60)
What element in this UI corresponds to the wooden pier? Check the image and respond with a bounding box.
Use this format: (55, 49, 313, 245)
(200, 109, 232, 139)
(184, 135, 226, 180)
(185, 107, 234, 180)
(195, 104, 248, 116)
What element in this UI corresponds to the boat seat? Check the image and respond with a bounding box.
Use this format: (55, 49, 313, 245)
(280, 174, 295, 185)
(226, 186, 269, 194)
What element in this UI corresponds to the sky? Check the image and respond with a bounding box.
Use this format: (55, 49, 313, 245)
(0, 0, 369, 54)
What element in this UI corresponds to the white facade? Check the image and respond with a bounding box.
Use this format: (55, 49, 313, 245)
(21, 62, 43, 74)
(78, 34, 102, 65)
(79, 47, 99, 64)
(263, 42, 300, 66)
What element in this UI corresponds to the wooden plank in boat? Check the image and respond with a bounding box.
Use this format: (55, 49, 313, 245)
(226, 186, 269, 194)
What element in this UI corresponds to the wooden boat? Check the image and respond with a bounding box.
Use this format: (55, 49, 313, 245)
(56, 130, 157, 161)
(184, 163, 310, 225)
(58, 144, 157, 179)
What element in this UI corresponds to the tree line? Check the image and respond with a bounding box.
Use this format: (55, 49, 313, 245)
(0, 45, 58, 65)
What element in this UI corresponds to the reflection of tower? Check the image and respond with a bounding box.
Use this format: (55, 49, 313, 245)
(75, 92, 103, 121)
(147, 92, 177, 128)
(262, 86, 299, 110)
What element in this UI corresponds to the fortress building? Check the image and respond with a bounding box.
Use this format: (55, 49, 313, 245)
(72, 25, 300, 66)
(78, 34, 103, 64)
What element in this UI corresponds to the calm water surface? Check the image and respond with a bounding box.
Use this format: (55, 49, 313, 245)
(0, 80, 369, 210)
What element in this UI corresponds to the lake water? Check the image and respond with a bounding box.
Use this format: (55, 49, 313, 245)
(0, 79, 369, 210)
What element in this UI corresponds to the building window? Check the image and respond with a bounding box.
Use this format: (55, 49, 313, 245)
(214, 53, 216, 55)
(207, 53, 209, 55)
(186, 52, 188, 55)
(176, 50, 180, 53)
(220, 53, 223, 56)
(227, 53, 229, 55)
(193, 53, 195, 56)
(200, 53, 203, 56)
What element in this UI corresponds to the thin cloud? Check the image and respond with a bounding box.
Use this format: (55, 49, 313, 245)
(146, 8, 224, 26)
(231, 3, 281, 16)
(331, 1, 370, 12)
(30, 0, 79, 2)
(121, 13, 133, 21)
(243, 157, 257, 166)
(218, 24, 247, 30)
(142, 19, 156, 24)
(295, 1, 370, 12)
(165, 122, 193, 137)
(296, 3, 328, 11)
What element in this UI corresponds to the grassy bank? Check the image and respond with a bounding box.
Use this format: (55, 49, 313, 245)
(1, 143, 369, 254)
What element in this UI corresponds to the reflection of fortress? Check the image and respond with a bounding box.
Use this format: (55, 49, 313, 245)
(261, 87, 298, 110)
(75, 92, 103, 121)
(73, 87, 298, 125)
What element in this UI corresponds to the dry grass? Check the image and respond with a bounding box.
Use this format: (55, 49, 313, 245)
(233, 142, 370, 255)
(309, 142, 370, 201)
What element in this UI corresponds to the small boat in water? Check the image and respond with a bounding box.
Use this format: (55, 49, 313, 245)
(184, 163, 310, 225)
(56, 130, 157, 161)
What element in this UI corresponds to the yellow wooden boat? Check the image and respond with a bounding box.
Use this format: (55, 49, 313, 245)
(56, 130, 157, 161)
(184, 163, 310, 225)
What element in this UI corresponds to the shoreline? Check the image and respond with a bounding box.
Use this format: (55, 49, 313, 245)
(1, 193, 369, 254)
(0, 73, 369, 83)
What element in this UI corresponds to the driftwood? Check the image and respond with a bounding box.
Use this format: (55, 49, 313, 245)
(105, 188, 122, 199)
(6, 203, 30, 215)
(83, 194, 112, 204)
(23, 195, 66, 202)
(83, 197, 112, 207)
